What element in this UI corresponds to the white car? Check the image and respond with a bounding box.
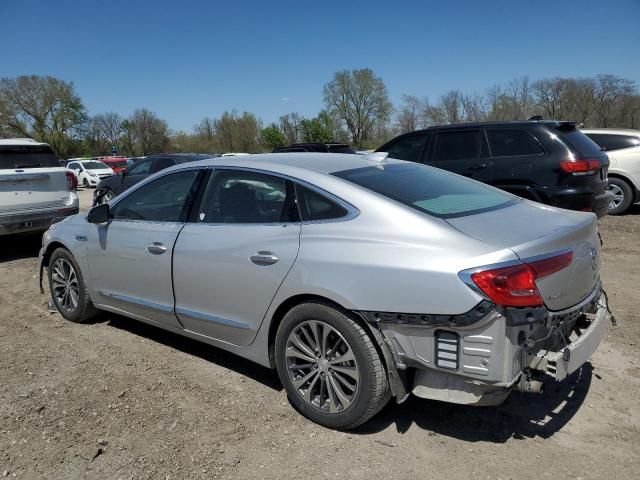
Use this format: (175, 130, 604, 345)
(66, 159, 114, 188)
(582, 129, 640, 214)
(0, 138, 79, 236)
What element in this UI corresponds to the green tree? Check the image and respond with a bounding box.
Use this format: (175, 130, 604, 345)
(261, 124, 286, 150)
(300, 116, 333, 143)
(0, 75, 87, 157)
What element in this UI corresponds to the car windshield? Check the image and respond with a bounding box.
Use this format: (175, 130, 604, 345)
(82, 161, 109, 169)
(333, 162, 517, 218)
(0, 145, 60, 169)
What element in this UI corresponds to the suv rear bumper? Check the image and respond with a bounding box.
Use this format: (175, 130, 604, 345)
(0, 204, 79, 236)
(544, 187, 612, 218)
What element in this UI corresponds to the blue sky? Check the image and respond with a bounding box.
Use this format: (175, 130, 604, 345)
(1, 0, 639, 131)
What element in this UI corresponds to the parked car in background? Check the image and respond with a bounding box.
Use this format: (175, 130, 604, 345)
(97, 156, 129, 174)
(93, 153, 211, 204)
(376, 120, 611, 217)
(273, 143, 356, 154)
(581, 129, 640, 215)
(66, 160, 114, 188)
(0, 138, 78, 236)
(40, 153, 610, 429)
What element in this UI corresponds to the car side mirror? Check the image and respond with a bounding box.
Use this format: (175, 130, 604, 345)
(87, 204, 111, 224)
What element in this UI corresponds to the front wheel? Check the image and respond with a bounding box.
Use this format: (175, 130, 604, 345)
(607, 177, 634, 215)
(48, 248, 98, 323)
(275, 302, 390, 429)
(98, 189, 114, 204)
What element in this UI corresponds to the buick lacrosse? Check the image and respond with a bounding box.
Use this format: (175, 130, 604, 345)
(39, 153, 610, 429)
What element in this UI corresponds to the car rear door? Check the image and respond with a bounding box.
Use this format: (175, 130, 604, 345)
(0, 144, 72, 215)
(172, 168, 301, 346)
(427, 130, 492, 183)
(86, 168, 203, 328)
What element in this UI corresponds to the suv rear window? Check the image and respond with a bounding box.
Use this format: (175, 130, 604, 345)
(554, 127, 602, 156)
(584, 133, 640, 152)
(0, 145, 60, 169)
(334, 163, 516, 218)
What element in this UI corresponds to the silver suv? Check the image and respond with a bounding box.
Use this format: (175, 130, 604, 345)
(0, 138, 79, 236)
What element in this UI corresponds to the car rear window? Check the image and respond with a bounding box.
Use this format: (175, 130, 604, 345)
(0, 145, 60, 169)
(328, 145, 356, 154)
(555, 127, 603, 156)
(82, 161, 108, 169)
(333, 163, 516, 218)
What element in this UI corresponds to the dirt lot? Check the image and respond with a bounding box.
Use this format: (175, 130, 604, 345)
(1, 189, 639, 480)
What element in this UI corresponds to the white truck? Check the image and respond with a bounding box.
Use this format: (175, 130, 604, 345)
(0, 138, 79, 236)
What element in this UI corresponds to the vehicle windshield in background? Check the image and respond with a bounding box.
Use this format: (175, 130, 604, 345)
(334, 163, 517, 218)
(328, 145, 356, 154)
(82, 161, 109, 169)
(0, 145, 60, 169)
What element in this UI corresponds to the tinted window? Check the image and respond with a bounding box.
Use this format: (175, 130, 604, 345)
(434, 131, 483, 162)
(150, 157, 175, 173)
(334, 163, 515, 218)
(67, 162, 80, 170)
(112, 170, 200, 222)
(585, 133, 640, 152)
(382, 135, 428, 162)
(487, 129, 545, 157)
(199, 170, 297, 224)
(0, 145, 60, 169)
(295, 184, 349, 221)
(328, 145, 356, 154)
(556, 129, 602, 156)
(81, 161, 109, 169)
(126, 159, 153, 176)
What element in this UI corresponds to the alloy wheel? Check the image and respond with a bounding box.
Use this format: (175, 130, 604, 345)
(608, 183, 624, 210)
(285, 320, 360, 413)
(51, 258, 80, 313)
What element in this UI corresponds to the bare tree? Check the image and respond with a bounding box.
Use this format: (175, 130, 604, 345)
(323, 68, 392, 148)
(396, 95, 424, 133)
(533, 78, 570, 119)
(592, 75, 635, 127)
(279, 113, 303, 145)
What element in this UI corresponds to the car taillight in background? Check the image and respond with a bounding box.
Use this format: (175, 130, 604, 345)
(65, 171, 77, 190)
(560, 159, 600, 175)
(465, 251, 573, 307)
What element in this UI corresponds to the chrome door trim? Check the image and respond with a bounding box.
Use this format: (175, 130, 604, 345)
(99, 290, 174, 313)
(175, 307, 251, 330)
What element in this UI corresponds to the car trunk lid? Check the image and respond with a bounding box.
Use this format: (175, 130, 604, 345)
(447, 201, 600, 311)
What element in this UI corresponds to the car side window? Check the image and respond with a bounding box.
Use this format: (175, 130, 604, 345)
(433, 131, 484, 162)
(150, 157, 176, 174)
(382, 135, 429, 163)
(111, 170, 200, 222)
(199, 169, 298, 224)
(126, 159, 153, 176)
(486, 129, 545, 157)
(295, 184, 349, 221)
(67, 162, 79, 171)
(586, 133, 640, 152)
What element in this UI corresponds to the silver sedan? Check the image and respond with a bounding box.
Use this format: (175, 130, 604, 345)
(38, 153, 610, 429)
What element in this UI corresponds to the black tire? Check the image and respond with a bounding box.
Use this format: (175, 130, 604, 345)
(99, 189, 114, 205)
(275, 301, 390, 430)
(607, 177, 634, 215)
(47, 248, 98, 323)
(83, 177, 89, 188)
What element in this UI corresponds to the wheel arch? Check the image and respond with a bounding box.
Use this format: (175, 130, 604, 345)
(607, 173, 638, 202)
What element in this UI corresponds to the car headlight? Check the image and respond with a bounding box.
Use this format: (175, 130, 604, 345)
(89, 172, 98, 177)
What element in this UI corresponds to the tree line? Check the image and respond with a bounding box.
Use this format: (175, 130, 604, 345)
(1, 70, 638, 159)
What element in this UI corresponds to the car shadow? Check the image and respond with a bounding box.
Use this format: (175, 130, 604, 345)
(0, 233, 42, 262)
(101, 312, 283, 392)
(353, 364, 593, 441)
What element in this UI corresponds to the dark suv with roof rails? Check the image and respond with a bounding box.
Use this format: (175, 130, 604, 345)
(93, 153, 211, 205)
(273, 143, 355, 154)
(376, 120, 611, 217)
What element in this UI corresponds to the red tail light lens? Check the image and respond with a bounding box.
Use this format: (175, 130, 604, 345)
(65, 171, 77, 191)
(469, 251, 573, 307)
(560, 159, 600, 174)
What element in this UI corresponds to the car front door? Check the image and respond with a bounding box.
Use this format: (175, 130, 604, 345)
(427, 130, 492, 183)
(86, 168, 203, 328)
(172, 168, 301, 346)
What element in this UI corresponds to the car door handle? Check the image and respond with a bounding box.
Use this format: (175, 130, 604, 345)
(146, 242, 167, 255)
(250, 252, 279, 266)
(468, 163, 488, 171)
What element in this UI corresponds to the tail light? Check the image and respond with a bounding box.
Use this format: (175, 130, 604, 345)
(65, 171, 77, 191)
(467, 251, 573, 307)
(560, 159, 600, 175)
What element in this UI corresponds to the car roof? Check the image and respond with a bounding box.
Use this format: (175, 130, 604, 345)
(581, 128, 640, 136)
(0, 138, 48, 146)
(184, 152, 398, 176)
(397, 120, 576, 134)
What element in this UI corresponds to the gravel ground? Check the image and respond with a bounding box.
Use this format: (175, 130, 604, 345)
(0, 190, 638, 480)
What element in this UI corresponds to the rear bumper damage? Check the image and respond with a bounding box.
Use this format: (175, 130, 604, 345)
(363, 283, 610, 406)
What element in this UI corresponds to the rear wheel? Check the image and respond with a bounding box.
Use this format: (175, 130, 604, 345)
(99, 189, 114, 204)
(82, 177, 89, 188)
(48, 248, 98, 323)
(607, 177, 633, 215)
(275, 302, 390, 429)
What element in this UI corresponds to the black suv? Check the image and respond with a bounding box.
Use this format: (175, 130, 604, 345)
(376, 121, 611, 217)
(273, 143, 355, 154)
(93, 153, 211, 205)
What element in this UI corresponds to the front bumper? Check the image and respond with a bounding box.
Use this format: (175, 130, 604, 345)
(0, 205, 79, 236)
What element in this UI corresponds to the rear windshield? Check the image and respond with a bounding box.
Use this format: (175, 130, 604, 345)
(0, 145, 60, 169)
(557, 129, 603, 156)
(333, 163, 516, 218)
(82, 161, 109, 169)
